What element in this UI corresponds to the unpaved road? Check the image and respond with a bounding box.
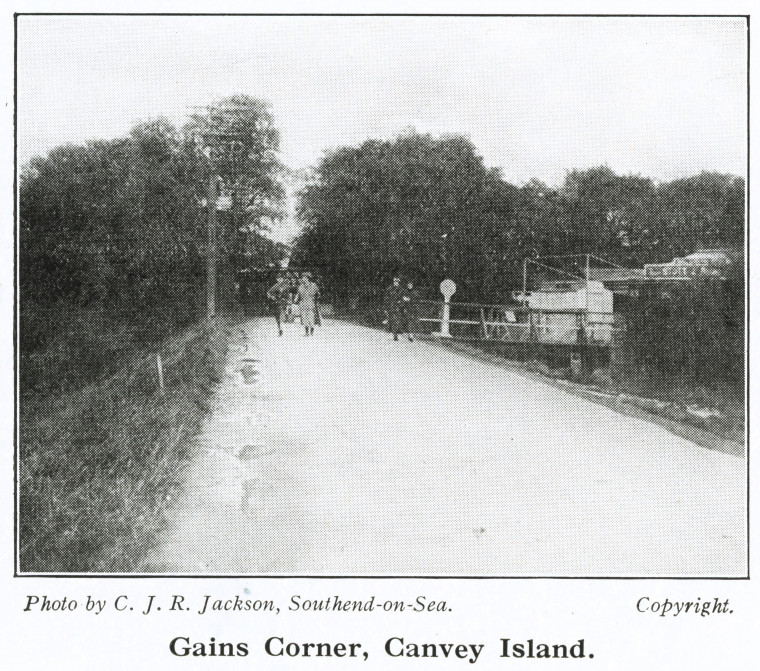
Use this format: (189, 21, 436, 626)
(146, 318, 745, 576)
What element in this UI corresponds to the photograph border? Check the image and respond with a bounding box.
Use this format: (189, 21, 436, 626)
(12, 11, 751, 580)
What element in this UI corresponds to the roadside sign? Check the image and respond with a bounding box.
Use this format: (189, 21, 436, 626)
(643, 263, 725, 280)
(440, 279, 456, 300)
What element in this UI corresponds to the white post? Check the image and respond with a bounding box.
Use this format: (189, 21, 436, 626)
(440, 298, 452, 337)
(156, 353, 165, 391)
(436, 279, 456, 338)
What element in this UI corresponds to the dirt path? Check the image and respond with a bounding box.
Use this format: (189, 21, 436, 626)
(145, 318, 745, 576)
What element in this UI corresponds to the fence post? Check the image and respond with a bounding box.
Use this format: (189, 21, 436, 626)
(609, 314, 625, 381)
(156, 353, 165, 392)
(436, 279, 456, 338)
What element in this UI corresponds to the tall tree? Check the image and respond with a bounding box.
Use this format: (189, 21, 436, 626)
(185, 95, 285, 306)
(20, 96, 285, 358)
(293, 131, 526, 305)
(557, 166, 657, 265)
(654, 172, 745, 260)
(185, 95, 284, 234)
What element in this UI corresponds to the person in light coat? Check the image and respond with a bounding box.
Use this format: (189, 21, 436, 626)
(296, 273, 320, 336)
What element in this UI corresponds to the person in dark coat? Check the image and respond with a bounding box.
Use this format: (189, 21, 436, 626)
(404, 281, 421, 342)
(284, 271, 298, 322)
(384, 276, 407, 341)
(266, 275, 289, 336)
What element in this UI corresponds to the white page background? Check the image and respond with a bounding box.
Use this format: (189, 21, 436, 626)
(2, 2, 756, 669)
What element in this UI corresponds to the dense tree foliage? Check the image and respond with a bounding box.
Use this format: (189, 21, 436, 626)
(21, 116, 745, 397)
(21, 121, 201, 352)
(293, 133, 524, 304)
(185, 94, 284, 247)
(294, 132, 744, 306)
(20, 96, 283, 390)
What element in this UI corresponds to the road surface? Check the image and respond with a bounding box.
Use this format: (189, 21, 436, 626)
(146, 318, 746, 576)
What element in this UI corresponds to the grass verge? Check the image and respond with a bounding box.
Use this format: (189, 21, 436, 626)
(522, 359, 744, 445)
(434, 337, 744, 451)
(19, 317, 232, 573)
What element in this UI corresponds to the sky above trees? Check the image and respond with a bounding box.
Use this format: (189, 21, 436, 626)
(18, 15, 746, 189)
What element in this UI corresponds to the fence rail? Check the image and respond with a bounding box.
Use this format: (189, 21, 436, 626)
(413, 299, 623, 346)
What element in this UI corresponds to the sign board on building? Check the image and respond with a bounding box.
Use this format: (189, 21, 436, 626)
(643, 249, 733, 280)
(643, 263, 726, 280)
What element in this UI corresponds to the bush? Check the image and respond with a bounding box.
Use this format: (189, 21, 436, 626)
(617, 277, 744, 400)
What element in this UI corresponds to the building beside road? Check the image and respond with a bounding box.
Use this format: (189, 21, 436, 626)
(514, 280, 614, 345)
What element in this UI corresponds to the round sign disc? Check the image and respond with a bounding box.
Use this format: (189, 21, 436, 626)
(440, 279, 457, 299)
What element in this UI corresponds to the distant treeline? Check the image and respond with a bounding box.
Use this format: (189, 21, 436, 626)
(292, 132, 744, 304)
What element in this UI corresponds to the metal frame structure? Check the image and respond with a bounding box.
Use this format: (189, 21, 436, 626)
(415, 299, 619, 346)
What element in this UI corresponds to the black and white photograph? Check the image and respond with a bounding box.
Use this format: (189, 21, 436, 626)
(15, 13, 747, 579)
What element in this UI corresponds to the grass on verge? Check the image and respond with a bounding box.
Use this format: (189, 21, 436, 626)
(19, 318, 231, 573)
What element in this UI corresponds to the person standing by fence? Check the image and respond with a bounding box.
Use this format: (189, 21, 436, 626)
(297, 272, 320, 336)
(384, 276, 407, 341)
(404, 280, 421, 342)
(266, 274, 289, 336)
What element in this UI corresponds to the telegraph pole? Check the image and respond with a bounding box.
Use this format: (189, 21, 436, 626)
(207, 175, 222, 320)
(192, 104, 252, 321)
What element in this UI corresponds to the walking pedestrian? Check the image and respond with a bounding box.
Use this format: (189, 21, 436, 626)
(384, 276, 407, 341)
(266, 274, 289, 336)
(285, 271, 298, 322)
(296, 272, 320, 336)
